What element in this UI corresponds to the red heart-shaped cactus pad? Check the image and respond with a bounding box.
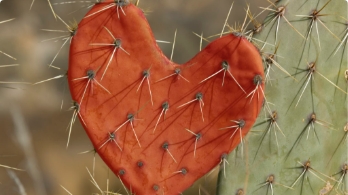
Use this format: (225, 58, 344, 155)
(68, 1, 264, 194)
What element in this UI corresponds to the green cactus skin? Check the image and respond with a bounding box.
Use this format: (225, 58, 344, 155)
(217, 0, 348, 195)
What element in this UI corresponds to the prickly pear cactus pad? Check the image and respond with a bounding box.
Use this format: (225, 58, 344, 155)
(68, 0, 264, 194)
(217, 0, 348, 195)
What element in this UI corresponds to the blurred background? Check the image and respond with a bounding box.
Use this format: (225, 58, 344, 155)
(0, 0, 268, 194)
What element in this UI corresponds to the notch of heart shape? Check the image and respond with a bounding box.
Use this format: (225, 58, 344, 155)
(68, 1, 264, 194)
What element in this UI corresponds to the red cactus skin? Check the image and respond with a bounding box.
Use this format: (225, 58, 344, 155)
(68, 1, 264, 194)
